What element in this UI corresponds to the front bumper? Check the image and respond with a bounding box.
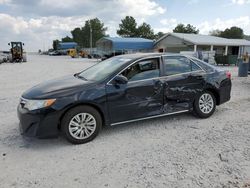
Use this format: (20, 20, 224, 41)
(17, 104, 60, 138)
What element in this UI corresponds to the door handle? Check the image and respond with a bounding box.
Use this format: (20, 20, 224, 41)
(153, 80, 163, 94)
(196, 75, 203, 80)
(190, 75, 203, 80)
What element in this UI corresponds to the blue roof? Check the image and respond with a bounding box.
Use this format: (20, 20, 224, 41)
(99, 37, 154, 50)
(58, 42, 77, 49)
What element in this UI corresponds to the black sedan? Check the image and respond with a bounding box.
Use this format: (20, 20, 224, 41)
(18, 53, 232, 144)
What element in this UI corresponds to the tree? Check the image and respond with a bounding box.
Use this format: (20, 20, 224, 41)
(70, 18, 107, 48)
(209, 26, 244, 39)
(61, 36, 74, 42)
(154, 31, 165, 40)
(83, 18, 107, 48)
(117, 16, 138, 37)
(117, 16, 155, 39)
(220, 26, 244, 39)
(136, 22, 155, 39)
(71, 28, 84, 46)
(173, 23, 199, 34)
(52, 40, 60, 50)
(244, 35, 250, 40)
(209, 29, 222, 37)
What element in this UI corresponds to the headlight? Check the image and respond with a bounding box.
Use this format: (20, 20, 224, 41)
(22, 98, 56, 111)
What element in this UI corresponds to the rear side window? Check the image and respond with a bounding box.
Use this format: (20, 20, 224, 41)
(191, 58, 215, 73)
(191, 61, 202, 71)
(163, 56, 191, 76)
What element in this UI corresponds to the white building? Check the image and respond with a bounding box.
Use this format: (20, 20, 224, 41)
(154, 33, 250, 56)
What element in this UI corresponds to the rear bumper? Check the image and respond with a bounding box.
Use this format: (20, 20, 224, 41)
(17, 105, 60, 138)
(218, 79, 232, 105)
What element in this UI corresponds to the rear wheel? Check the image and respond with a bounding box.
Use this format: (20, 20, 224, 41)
(193, 91, 216, 118)
(61, 106, 102, 144)
(23, 56, 27, 62)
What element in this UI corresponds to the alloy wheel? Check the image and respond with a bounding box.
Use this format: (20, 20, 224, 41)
(198, 93, 214, 114)
(68, 113, 97, 140)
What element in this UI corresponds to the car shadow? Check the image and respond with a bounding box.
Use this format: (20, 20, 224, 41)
(100, 112, 196, 138)
(2, 112, 196, 150)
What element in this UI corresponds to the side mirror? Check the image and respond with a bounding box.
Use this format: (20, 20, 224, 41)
(23, 43, 24, 46)
(113, 75, 128, 85)
(8, 43, 10, 46)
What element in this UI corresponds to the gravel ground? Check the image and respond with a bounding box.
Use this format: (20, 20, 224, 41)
(0, 54, 250, 188)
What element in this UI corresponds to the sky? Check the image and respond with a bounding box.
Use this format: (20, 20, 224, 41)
(0, 0, 249, 51)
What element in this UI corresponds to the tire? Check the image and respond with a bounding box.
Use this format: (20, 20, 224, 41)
(23, 57, 27, 62)
(61, 105, 102, 144)
(193, 91, 216, 118)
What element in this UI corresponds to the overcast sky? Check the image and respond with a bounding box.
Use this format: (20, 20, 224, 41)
(0, 0, 249, 51)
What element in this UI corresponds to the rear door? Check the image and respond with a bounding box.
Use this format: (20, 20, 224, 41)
(106, 57, 164, 124)
(161, 56, 205, 113)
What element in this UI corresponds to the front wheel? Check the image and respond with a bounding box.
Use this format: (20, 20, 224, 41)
(61, 106, 102, 144)
(193, 91, 216, 118)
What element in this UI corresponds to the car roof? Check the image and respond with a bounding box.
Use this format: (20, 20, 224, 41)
(115, 52, 182, 60)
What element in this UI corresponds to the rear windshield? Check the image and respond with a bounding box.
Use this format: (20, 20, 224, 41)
(190, 57, 216, 73)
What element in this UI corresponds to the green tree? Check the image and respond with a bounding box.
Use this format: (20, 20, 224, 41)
(61, 36, 74, 42)
(69, 18, 107, 48)
(173, 23, 199, 34)
(71, 28, 83, 46)
(209, 27, 244, 39)
(209, 29, 222, 37)
(136, 22, 155, 39)
(52, 40, 60, 50)
(154, 31, 165, 40)
(220, 26, 244, 39)
(117, 16, 155, 39)
(244, 35, 250, 40)
(82, 18, 107, 48)
(117, 16, 138, 37)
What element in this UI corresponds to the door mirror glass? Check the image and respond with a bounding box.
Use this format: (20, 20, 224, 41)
(113, 75, 128, 85)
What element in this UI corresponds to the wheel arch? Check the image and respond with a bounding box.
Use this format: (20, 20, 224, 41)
(204, 88, 220, 105)
(58, 102, 106, 130)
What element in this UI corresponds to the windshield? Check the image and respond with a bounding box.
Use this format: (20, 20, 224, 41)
(78, 56, 131, 81)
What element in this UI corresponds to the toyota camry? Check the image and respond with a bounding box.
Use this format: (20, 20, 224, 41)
(17, 53, 232, 144)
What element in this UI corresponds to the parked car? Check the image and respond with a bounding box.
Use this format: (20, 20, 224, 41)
(87, 53, 101, 59)
(48, 51, 61, 56)
(17, 53, 232, 144)
(101, 51, 126, 61)
(0, 53, 8, 62)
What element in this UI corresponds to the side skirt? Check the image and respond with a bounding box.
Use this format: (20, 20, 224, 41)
(110, 110, 189, 126)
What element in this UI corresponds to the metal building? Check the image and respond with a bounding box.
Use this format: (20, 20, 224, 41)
(154, 33, 250, 56)
(58, 42, 77, 50)
(154, 33, 250, 65)
(96, 37, 154, 55)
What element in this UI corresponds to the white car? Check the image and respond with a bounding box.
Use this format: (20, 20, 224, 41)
(0, 53, 8, 63)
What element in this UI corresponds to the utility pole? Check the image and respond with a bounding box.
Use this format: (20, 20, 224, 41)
(90, 23, 92, 55)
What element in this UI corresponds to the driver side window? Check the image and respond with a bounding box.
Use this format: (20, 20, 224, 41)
(121, 58, 160, 82)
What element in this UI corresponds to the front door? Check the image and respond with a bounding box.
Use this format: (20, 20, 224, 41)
(106, 58, 164, 124)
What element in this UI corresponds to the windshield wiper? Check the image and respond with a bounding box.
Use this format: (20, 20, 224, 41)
(74, 73, 88, 81)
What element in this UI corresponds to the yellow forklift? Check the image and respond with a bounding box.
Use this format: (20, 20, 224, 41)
(68, 49, 88, 58)
(8, 42, 27, 62)
(68, 49, 78, 58)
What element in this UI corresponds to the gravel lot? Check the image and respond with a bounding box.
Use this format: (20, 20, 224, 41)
(0, 54, 250, 188)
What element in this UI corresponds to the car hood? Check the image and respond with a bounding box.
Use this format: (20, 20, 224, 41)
(22, 75, 95, 99)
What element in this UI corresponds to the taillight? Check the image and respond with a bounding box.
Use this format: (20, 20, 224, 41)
(226, 71, 231, 79)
